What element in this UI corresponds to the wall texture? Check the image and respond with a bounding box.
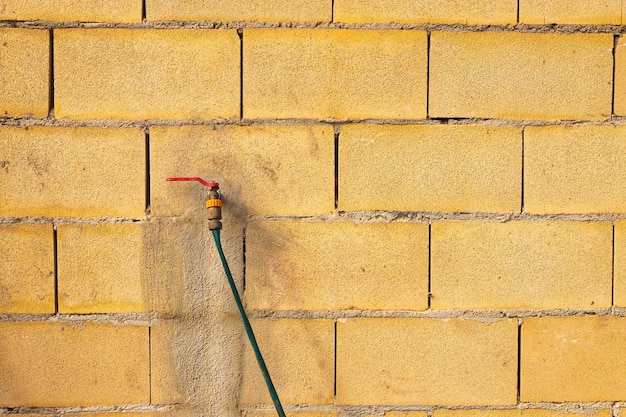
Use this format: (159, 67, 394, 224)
(2, 1, 626, 417)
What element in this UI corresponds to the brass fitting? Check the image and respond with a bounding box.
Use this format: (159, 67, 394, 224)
(206, 183, 222, 230)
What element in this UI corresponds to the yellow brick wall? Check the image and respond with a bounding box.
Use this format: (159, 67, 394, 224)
(2, 2, 626, 417)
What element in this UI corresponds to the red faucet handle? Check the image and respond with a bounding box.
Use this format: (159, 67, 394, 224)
(166, 177, 219, 188)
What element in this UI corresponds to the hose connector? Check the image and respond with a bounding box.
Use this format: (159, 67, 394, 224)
(166, 177, 222, 230)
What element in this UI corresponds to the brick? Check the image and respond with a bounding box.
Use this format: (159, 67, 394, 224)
(0, 29, 49, 117)
(525, 125, 626, 214)
(519, 0, 621, 24)
(240, 319, 334, 405)
(55, 29, 239, 120)
(147, 0, 331, 22)
(430, 32, 613, 120)
(339, 124, 521, 212)
(336, 318, 517, 405)
(57, 223, 146, 313)
(0, 321, 149, 407)
(151, 320, 185, 404)
(0, 224, 54, 313)
(521, 316, 626, 401)
(65, 413, 192, 417)
(0, 0, 142, 22)
(244, 28, 427, 119)
(616, 221, 626, 307)
(0, 126, 145, 218)
(334, 0, 516, 24)
(611, 36, 626, 116)
(431, 221, 612, 310)
(434, 409, 612, 417)
(246, 221, 428, 311)
(151, 125, 334, 216)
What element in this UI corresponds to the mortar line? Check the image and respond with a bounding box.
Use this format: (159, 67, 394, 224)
(426, 31, 431, 119)
(333, 320, 338, 403)
(612, 222, 616, 307)
(53, 224, 59, 315)
(145, 131, 151, 215)
(48, 29, 54, 117)
(517, 319, 522, 404)
(6, 20, 626, 34)
(148, 325, 152, 404)
(331, 0, 335, 23)
(613, 34, 618, 116)
(427, 223, 433, 310)
(142, 0, 147, 21)
(334, 126, 340, 210)
(242, 225, 247, 291)
(9, 115, 626, 129)
(521, 127, 525, 213)
(516, 0, 520, 24)
(239, 28, 244, 120)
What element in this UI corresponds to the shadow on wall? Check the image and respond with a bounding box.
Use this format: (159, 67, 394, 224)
(141, 177, 248, 417)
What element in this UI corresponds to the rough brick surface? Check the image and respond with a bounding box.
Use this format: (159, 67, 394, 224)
(431, 221, 613, 310)
(240, 319, 334, 405)
(245, 221, 429, 311)
(519, 0, 621, 24)
(151, 125, 334, 216)
(57, 223, 146, 313)
(244, 28, 427, 119)
(0, 29, 49, 117)
(0, 126, 145, 218)
(525, 125, 626, 214)
(336, 318, 518, 405)
(367, 413, 428, 417)
(434, 409, 612, 417)
(0, 224, 54, 313)
(0, 322, 149, 407)
(0, 0, 142, 22)
(429, 32, 613, 120)
(334, 0, 516, 24)
(55, 29, 239, 120)
(338, 124, 521, 212)
(615, 220, 626, 307)
(521, 316, 626, 401)
(147, 0, 331, 22)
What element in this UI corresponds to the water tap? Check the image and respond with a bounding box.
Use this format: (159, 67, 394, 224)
(166, 177, 222, 230)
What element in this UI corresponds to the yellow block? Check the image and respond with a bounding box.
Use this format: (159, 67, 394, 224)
(246, 221, 429, 311)
(339, 124, 521, 212)
(0, 0, 142, 22)
(57, 223, 147, 313)
(430, 31, 613, 120)
(147, 0, 331, 22)
(55, 28, 239, 120)
(150, 125, 334, 216)
(0, 29, 49, 117)
(240, 319, 335, 405)
(521, 316, 626, 401)
(431, 221, 613, 310)
(0, 126, 145, 218)
(335, 0, 516, 24)
(0, 224, 55, 313)
(519, 0, 621, 24)
(525, 125, 626, 214)
(244, 28, 427, 119)
(337, 318, 518, 405)
(0, 322, 149, 407)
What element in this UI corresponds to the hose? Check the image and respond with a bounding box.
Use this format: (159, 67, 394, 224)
(211, 229, 287, 417)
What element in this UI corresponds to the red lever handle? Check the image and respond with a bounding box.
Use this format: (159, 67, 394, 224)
(166, 177, 219, 188)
